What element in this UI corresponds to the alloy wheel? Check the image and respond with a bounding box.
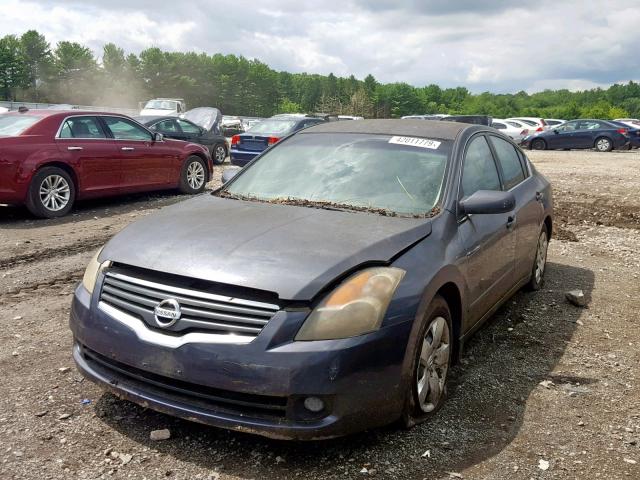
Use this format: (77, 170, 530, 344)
(417, 316, 450, 413)
(187, 161, 205, 189)
(596, 138, 611, 152)
(39, 174, 71, 212)
(534, 231, 548, 284)
(215, 145, 226, 163)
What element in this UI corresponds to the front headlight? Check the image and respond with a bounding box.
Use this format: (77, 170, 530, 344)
(295, 267, 405, 341)
(81, 248, 109, 294)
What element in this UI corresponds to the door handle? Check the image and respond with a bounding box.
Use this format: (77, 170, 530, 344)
(506, 215, 517, 231)
(67, 146, 83, 151)
(536, 191, 544, 202)
(121, 147, 135, 151)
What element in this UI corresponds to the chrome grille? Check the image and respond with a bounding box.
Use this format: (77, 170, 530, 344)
(99, 271, 279, 339)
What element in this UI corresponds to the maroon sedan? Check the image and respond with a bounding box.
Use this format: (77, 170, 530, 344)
(0, 109, 213, 218)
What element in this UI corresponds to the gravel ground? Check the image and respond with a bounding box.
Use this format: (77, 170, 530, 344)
(0, 151, 639, 480)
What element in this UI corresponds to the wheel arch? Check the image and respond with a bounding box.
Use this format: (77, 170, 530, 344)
(434, 282, 463, 364)
(185, 151, 211, 180)
(401, 266, 467, 385)
(543, 215, 553, 240)
(593, 135, 613, 149)
(35, 161, 79, 191)
(530, 137, 547, 150)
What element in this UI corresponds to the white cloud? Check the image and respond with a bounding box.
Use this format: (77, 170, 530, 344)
(2, 0, 640, 93)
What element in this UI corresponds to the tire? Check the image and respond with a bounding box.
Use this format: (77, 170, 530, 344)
(525, 224, 549, 291)
(179, 156, 207, 194)
(25, 166, 76, 218)
(212, 143, 227, 165)
(401, 295, 453, 428)
(594, 136, 612, 152)
(531, 138, 547, 150)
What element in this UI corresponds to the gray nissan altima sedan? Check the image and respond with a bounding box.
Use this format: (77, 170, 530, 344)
(70, 119, 553, 440)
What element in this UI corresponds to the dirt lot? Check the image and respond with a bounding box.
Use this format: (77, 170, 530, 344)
(1, 151, 639, 480)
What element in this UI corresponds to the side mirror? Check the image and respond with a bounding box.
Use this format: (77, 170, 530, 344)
(222, 167, 241, 184)
(153, 132, 164, 142)
(459, 190, 515, 215)
(553, 129, 559, 134)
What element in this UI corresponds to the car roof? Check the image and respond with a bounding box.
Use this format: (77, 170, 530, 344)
(300, 119, 468, 140)
(5, 110, 132, 118)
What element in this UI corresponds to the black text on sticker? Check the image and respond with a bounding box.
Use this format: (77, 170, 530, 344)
(389, 136, 441, 149)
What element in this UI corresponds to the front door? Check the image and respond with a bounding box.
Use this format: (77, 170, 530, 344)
(458, 135, 516, 330)
(101, 116, 173, 190)
(488, 135, 543, 282)
(54, 115, 120, 197)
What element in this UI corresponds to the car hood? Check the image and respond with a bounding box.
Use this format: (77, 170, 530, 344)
(100, 195, 432, 301)
(182, 107, 222, 134)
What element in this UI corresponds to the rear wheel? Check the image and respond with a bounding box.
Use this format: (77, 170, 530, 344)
(26, 167, 76, 218)
(402, 295, 452, 427)
(212, 143, 227, 165)
(595, 136, 612, 152)
(179, 156, 207, 194)
(531, 138, 547, 150)
(525, 224, 549, 291)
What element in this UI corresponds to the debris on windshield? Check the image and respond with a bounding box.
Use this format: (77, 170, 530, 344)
(216, 190, 440, 218)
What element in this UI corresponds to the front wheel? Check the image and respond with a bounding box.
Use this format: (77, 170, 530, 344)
(531, 138, 547, 150)
(525, 225, 549, 291)
(402, 295, 452, 427)
(179, 156, 207, 194)
(25, 167, 76, 218)
(212, 143, 227, 165)
(594, 136, 612, 152)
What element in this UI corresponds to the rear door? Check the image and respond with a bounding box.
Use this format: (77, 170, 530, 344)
(488, 135, 542, 282)
(458, 134, 517, 329)
(54, 116, 120, 197)
(572, 120, 600, 148)
(101, 116, 175, 190)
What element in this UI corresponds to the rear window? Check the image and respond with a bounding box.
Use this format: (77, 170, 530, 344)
(59, 117, 106, 139)
(247, 120, 297, 135)
(0, 115, 41, 137)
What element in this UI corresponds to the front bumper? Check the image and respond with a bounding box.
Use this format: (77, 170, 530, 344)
(70, 283, 412, 440)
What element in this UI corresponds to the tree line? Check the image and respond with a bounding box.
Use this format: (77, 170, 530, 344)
(1, 30, 639, 120)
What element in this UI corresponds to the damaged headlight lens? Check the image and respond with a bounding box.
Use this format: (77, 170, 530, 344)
(295, 267, 405, 341)
(81, 248, 110, 294)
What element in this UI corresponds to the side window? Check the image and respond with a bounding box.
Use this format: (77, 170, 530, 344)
(492, 122, 506, 130)
(177, 119, 201, 134)
(558, 121, 577, 131)
(58, 116, 106, 139)
(461, 136, 501, 198)
(489, 136, 526, 189)
(103, 117, 152, 141)
(154, 119, 179, 132)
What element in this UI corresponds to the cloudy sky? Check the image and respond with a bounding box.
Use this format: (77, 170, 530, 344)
(2, 0, 640, 93)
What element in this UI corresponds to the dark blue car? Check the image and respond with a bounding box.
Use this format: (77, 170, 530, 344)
(230, 115, 326, 166)
(522, 118, 630, 152)
(70, 120, 553, 440)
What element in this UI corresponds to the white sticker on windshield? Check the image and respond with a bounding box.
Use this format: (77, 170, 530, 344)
(388, 136, 441, 149)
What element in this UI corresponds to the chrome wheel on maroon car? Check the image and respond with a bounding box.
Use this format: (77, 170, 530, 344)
(39, 174, 71, 212)
(187, 161, 205, 190)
